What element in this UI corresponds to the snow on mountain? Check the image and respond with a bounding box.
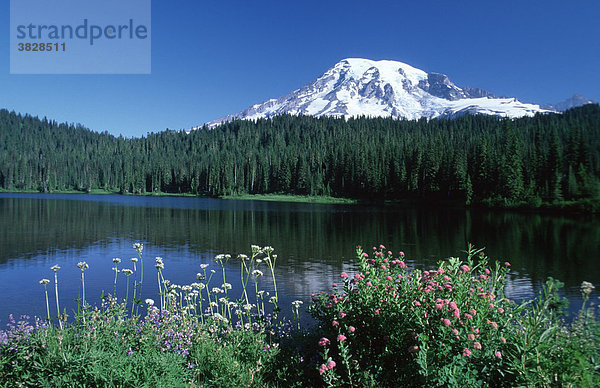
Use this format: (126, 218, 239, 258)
(541, 94, 597, 112)
(203, 58, 552, 128)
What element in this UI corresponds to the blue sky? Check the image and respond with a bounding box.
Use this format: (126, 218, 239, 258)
(1, 0, 599, 138)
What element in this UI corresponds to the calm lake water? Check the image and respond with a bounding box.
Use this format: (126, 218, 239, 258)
(0, 193, 598, 324)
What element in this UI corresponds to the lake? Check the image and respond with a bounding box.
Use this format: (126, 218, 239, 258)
(0, 193, 598, 325)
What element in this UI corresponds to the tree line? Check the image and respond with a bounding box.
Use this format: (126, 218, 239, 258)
(1, 105, 599, 206)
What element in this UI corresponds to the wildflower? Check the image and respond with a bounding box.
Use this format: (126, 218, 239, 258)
(497, 308, 505, 314)
(340, 272, 348, 278)
(112, 258, 121, 264)
(122, 269, 133, 276)
(379, 244, 386, 249)
(51, 265, 60, 272)
(463, 348, 472, 357)
(504, 262, 511, 267)
(200, 264, 209, 269)
(268, 296, 277, 304)
(337, 334, 347, 342)
(251, 244, 261, 252)
(399, 251, 405, 257)
(441, 318, 451, 326)
(130, 257, 138, 263)
(318, 337, 330, 347)
(495, 351, 502, 358)
(460, 265, 470, 273)
(196, 273, 205, 281)
(39, 279, 50, 285)
(252, 269, 263, 277)
(348, 326, 356, 333)
(386, 275, 393, 281)
(77, 261, 89, 270)
(484, 268, 491, 275)
(222, 283, 232, 290)
(332, 320, 339, 327)
(339, 311, 346, 318)
(291, 300, 303, 308)
(500, 337, 506, 343)
(473, 342, 482, 350)
(408, 345, 419, 353)
(326, 360, 336, 370)
(318, 364, 327, 374)
(133, 243, 143, 253)
(155, 262, 164, 270)
(237, 254, 248, 260)
(581, 281, 595, 295)
(452, 328, 459, 336)
(145, 299, 154, 306)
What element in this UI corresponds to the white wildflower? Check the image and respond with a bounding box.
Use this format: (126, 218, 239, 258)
(51, 264, 60, 272)
(39, 279, 50, 285)
(77, 261, 89, 270)
(145, 298, 154, 306)
(200, 264, 209, 270)
(122, 269, 134, 276)
(252, 269, 263, 277)
(112, 258, 121, 264)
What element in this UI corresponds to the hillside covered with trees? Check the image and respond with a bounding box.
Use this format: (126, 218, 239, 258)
(1, 105, 599, 208)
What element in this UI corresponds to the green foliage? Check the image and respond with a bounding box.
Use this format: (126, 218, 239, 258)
(309, 245, 600, 387)
(1, 105, 600, 208)
(0, 244, 598, 386)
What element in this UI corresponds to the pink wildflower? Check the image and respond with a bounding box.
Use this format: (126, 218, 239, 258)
(467, 333, 475, 341)
(326, 360, 336, 370)
(362, 253, 368, 258)
(453, 309, 460, 319)
(465, 313, 473, 320)
(340, 272, 348, 278)
(386, 275, 393, 281)
(319, 364, 327, 374)
(497, 308, 505, 314)
(399, 251, 405, 257)
(484, 268, 491, 275)
(460, 264, 470, 273)
(332, 320, 339, 327)
(348, 326, 355, 333)
(449, 301, 458, 310)
(339, 311, 346, 318)
(318, 337, 330, 347)
(463, 348, 472, 357)
(452, 328, 459, 336)
(495, 351, 502, 358)
(504, 262, 511, 267)
(379, 244, 386, 249)
(366, 282, 373, 287)
(414, 301, 421, 306)
(332, 283, 337, 287)
(442, 318, 451, 326)
(337, 334, 347, 342)
(500, 337, 506, 343)
(473, 342, 482, 350)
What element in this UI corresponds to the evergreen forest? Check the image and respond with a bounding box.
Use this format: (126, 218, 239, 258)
(1, 105, 599, 209)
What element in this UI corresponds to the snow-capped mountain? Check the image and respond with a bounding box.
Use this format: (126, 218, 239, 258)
(542, 94, 597, 112)
(203, 58, 552, 128)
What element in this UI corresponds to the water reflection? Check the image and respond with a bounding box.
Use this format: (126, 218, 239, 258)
(0, 194, 598, 323)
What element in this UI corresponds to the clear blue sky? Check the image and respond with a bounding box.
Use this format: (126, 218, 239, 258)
(1, 0, 599, 138)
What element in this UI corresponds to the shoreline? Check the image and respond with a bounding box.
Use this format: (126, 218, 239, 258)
(0, 189, 597, 214)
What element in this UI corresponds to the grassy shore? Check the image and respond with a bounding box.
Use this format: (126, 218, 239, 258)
(220, 193, 357, 204)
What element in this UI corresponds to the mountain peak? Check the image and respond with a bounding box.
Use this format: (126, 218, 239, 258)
(204, 58, 551, 128)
